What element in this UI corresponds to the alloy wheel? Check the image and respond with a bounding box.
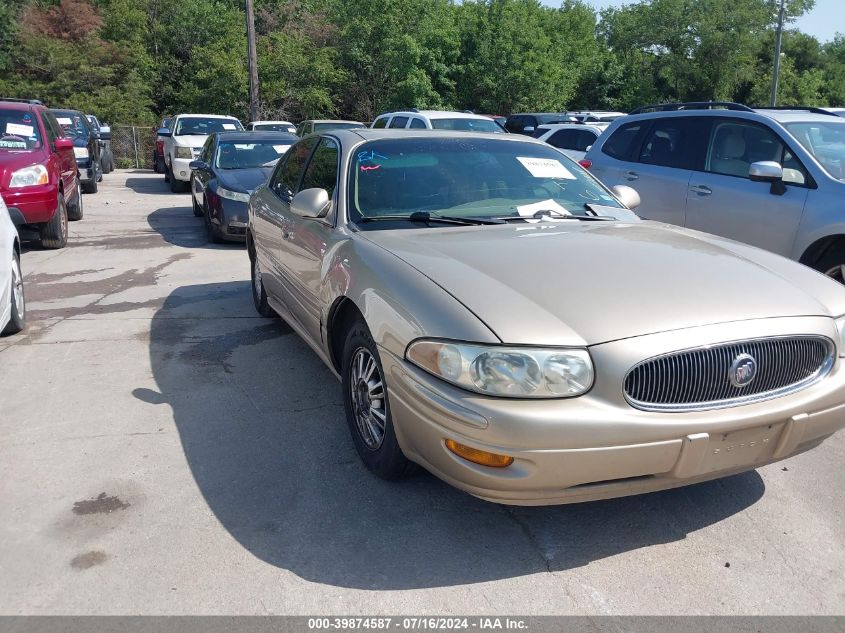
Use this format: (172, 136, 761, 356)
(349, 347, 387, 450)
(11, 254, 24, 320)
(252, 257, 263, 299)
(824, 264, 845, 283)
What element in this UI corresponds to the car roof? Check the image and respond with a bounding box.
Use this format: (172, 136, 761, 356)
(328, 128, 548, 145)
(752, 108, 844, 124)
(216, 131, 298, 142)
(377, 111, 493, 120)
(174, 113, 240, 119)
(619, 106, 843, 126)
(537, 122, 606, 131)
(303, 119, 362, 124)
(250, 120, 294, 125)
(0, 101, 42, 111)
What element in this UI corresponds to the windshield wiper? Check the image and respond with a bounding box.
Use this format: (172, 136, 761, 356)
(359, 211, 504, 226)
(495, 209, 613, 222)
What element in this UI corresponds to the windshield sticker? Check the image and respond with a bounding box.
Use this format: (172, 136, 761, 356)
(0, 139, 27, 149)
(272, 144, 292, 154)
(358, 149, 388, 162)
(515, 199, 571, 221)
(22, 113, 32, 123)
(516, 156, 576, 180)
(5, 123, 34, 137)
(233, 144, 256, 149)
(222, 123, 237, 130)
(56, 117, 72, 126)
(360, 164, 381, 172)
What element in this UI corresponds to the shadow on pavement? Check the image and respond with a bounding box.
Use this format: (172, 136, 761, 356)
(147, 206, 241, 249)
(125, 175, 183, 196)
(142, 282, 765, 590)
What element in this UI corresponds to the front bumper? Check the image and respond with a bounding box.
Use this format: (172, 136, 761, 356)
(1, 184, 58, 224)
(209, 196, 248, 242)
(171, 157, 196, 182)
(76, 158, 95, 183)
(382, 316, 845, 505)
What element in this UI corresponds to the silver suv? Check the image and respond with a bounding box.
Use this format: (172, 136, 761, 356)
(583, 102, 845, 280)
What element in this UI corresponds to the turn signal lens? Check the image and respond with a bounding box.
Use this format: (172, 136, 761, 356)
(445, 439, 514, 468)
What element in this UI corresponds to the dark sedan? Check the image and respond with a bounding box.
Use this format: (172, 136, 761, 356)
(189, 131, 297, 243)
(51, 109, 102, 193)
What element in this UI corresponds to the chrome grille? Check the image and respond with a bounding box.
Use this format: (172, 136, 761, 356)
(624, 336, 834, 412)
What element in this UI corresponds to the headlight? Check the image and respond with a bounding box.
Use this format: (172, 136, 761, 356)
(836, 317, 845, 357)
(9, 164, 49, 188)
(73, 147, 89, 159)
(216, 186, 251, 203)
(406, 340, 594, 398)
(174, 146, 193, 159)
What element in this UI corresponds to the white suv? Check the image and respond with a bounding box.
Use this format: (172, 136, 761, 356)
(533, 122, 609, 161)
(159, 114, 243, 192)
(371, 110, 504, 133)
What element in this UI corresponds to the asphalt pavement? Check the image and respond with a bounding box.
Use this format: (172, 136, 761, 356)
(0, 170, 843, 615)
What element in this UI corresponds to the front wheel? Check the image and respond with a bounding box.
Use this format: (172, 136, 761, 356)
(39, 192, 68, 249)
(2, 250, 25, 335)
(341, 321, 415, 480)
(250, 254, 275, 317)
(816, 247, 845, 283)
(67, 180, 83, 221)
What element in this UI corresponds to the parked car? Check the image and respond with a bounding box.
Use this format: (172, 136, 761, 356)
(158, 114, 244, 193)
(52, 108, 102, 194)
(583, 102, 845, 281)
(295, 120, 364, 136)
(246, 120, 297, 134)
(0, 99, 80, 248)
(85, 114, 113, 174)
(371, 110, 505, 133)
(0, 193, 24, 335)
(822, 107, 845, 118)
(247, 128, 845, 505)
(189, 131, 297, 242)
(533, 122, 608, 161)
(567, 111, 627, 123)
(504, 112, 573, 135)
(153, 117, 172, 173)
(479, 114, 507, 128)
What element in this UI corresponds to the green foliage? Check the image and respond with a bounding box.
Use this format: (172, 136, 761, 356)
(0, 0, 841, 125)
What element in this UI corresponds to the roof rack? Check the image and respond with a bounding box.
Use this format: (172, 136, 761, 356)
(0, 97, 43, 105)
(754, 105, 840, 117)
(629, 101, 753, 115)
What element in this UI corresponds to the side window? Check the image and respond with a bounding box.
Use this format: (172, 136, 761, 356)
(601, 122, 645, 160)
(300, 137, 339, 198)
(706, 120, 808, 185)
(42, 111, 61, 144)
(372, 117, 388, 129)
(268, 137, 318, 200)
(575, 130, 598, 152)
(548, 129, 577, 149)
(505, 116, 523, 134)
(409, 117, 426, 129)
(389, 116, 408, 129)
(637, 118, 706, 170)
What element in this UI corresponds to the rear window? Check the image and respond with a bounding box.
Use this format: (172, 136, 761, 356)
(313, 122, 364, 132)
(0, 109, 42, 150)
(388, 116, 409, 129)
(601, 122, 645, 160)
(372, 117, 388, 129)
(637, 118, 707, 170)
(175, 117, 242, 135)
(430, 118, 503, 133)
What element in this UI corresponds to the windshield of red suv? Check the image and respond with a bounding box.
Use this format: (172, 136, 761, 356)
(175, 117, 243, 135)
(52, 110, 90, 140)
(0, 109, 42, 150)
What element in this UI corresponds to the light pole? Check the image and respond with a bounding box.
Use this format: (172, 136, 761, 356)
(769, 0, 786, 107)
(245, 0, 259, 122)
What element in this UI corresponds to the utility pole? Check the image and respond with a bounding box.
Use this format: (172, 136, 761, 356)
(769, 0, 786, 107)
(245, 0, 259, 122)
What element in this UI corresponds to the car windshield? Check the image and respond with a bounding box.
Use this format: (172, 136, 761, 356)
(0, 109, 42, 150)
(430, 118, 504, 133)
(785, 121, 845, 180)
(313, 122, 363, 131)
(215, 141, 293, 169)
(253, 123, 295, 132)
(175, 117, 242, 136)
(349, 138, 623, 224)
(52, 111, 89, 140)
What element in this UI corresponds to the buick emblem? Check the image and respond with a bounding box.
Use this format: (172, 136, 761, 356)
(729, 353, 757, 388)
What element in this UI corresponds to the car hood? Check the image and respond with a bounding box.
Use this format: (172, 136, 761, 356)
(172, 135, 209, 148)
(217, 167, 273, 193)
(361, 221, 845, 346)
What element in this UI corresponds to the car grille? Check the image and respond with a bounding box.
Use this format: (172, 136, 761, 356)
(623, 336, 834, 411)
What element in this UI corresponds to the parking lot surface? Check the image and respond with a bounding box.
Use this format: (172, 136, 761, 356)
(1, 170, 844, 615)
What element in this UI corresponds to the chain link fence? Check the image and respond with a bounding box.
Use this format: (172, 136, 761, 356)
(111, 126, 156, 169)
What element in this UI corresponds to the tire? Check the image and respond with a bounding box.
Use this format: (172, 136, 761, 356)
(250, 253, 275, 317)
(2, 249, 25, 335)
(814, 247, 845, 283)
(164, 161, 171, 182)
(192, 192, 203, 217)
(170, 172, 186, 193)
(204, 204, 223, 243)
(341, 320, 415, 480)
(67, 180, 84, 221)
(39, 191, 68, 249)
(81, 175, 97, 194)
(96, 163, 103, 182)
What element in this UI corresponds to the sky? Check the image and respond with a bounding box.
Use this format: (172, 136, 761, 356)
(543, 0, 842, 43)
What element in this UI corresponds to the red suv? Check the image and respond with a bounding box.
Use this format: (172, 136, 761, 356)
(0, 99, 82, 248)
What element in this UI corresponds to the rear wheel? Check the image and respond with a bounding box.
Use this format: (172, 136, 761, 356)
(2, 249, 25, 335)
(341, 320, 415, 480)
(81, 173, 97, 194)
(67, 180, 84, 221)
(39, 192, 68, 249)
(250, 254, 275, 317)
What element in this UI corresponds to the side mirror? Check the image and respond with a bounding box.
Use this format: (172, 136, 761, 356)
(54, 138, 73, 151)
(99, 125, 111, 141)
(523, 126, 535, 133)
(290, 187, 331, 219)
(749, 160, 786, 196)
(188, 160, 208, 171)
(611, 184, 641, 210)
(157, 128, 172, 137)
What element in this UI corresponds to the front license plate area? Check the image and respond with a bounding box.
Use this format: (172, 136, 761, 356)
(702, 423, 783, 474)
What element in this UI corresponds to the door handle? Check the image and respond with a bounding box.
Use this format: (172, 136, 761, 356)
(624, 171, 638, 181)
(690, 185, 712, 196)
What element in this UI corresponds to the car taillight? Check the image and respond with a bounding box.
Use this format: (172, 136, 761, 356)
(578, 159, 592, 169)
